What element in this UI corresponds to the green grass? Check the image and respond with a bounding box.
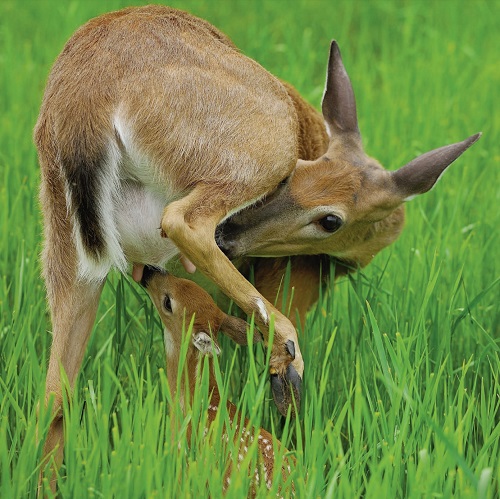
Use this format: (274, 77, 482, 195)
(1, 0, 499, 497)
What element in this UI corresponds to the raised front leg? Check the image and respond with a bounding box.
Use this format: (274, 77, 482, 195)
(160, 184, 302, 416)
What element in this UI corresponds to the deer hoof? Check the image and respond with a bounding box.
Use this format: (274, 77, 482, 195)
(270, 363, 302, 417)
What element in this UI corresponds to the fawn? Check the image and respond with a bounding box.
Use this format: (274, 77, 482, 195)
(141, 265, 295, 494)
(34, 5, 480, 486)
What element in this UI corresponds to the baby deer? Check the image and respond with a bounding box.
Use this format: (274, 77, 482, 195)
(35, 5, 480, 486)
(141, 265, 295, 495)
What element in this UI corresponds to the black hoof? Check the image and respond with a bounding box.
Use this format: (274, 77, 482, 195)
(270, 363, 302, 417)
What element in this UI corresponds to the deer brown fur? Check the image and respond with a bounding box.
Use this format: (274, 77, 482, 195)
(35, 5, 480, 490)
(141, 266, 295, 495)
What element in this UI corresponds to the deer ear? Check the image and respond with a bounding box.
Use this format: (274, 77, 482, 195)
(392, 133, 481, 201)
(322, 40, 360, 137)
(192, 331, 221, 356)
(220, 314, 261, 345)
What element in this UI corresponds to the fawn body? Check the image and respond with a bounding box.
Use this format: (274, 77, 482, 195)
(35, 5, 480, 486)
(141, 266, 295, 494)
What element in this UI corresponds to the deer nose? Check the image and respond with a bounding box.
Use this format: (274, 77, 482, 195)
(140, 265, 166, 288)
(215, 222, 238, 259)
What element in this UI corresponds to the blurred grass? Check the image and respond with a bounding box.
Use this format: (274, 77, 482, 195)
(0, 0, 499, 497)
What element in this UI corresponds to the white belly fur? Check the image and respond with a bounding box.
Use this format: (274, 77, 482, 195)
(74, 113, 183, 283)
(74, 178, 180, 283)
(115, 181, 180, 268)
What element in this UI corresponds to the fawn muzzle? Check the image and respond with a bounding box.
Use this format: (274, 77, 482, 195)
(140, 265, 167, 288)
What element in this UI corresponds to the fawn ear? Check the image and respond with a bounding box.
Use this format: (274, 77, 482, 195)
(220, 314, 261, 345)
(391, 133, 481, 201)
(322, 40, 360, 138)
(192, 332, 221, 356)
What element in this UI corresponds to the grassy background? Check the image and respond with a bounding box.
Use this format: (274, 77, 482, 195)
(1, 0, 499, 497)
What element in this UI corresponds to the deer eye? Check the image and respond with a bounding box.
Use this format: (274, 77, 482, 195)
(318, 214, 342, 233)
(163, 295, 172, 313)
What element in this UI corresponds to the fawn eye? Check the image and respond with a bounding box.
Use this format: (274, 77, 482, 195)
(318, 214, 342, 233)
(163, 295, 172, 313)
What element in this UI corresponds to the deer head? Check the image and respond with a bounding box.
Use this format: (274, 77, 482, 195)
(217, 41, 481, 269)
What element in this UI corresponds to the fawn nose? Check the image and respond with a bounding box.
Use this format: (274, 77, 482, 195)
(140, 265, 166, 288)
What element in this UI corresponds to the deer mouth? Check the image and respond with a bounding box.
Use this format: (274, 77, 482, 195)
(215, 220, 245, 259)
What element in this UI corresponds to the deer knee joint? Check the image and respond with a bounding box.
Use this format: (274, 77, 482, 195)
(160, 205, 184, 240)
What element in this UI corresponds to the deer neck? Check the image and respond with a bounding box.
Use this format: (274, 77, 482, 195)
(281, 80, 330, 160)
(190, 358, 240, 426)
(170, 353, 223, 413)
(165, 338, 238, 427)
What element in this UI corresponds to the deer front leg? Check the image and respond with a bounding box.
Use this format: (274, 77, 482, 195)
(160, 184, 302, 416)
(39, 278, 104, 494)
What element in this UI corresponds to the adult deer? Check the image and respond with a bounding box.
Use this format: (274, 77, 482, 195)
(34, 4, 479, 487)
(141, 266, 295, 495)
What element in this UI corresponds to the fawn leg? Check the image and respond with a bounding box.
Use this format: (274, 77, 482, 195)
(161, 184, 303, 415)
(39, 278, 104, 493)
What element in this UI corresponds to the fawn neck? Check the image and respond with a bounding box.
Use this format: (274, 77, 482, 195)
(165, 343, 228, 415)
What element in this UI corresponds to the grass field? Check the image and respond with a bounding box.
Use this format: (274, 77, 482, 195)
(1, 0, 499, 497)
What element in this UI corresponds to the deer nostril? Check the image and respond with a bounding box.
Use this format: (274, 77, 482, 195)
(218, 242, 234, 259)
(215, 219, 244, 259)
(216, 235, 237, 259)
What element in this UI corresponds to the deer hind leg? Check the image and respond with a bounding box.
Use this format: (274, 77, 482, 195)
(38, 198, 105, 492)
(160, 183, 302, 416)
(40, 274, 104, 493)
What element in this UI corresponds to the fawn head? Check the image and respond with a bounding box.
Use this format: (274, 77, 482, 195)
(218, 41, 481, 269)
(141, 266, 256, 360)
